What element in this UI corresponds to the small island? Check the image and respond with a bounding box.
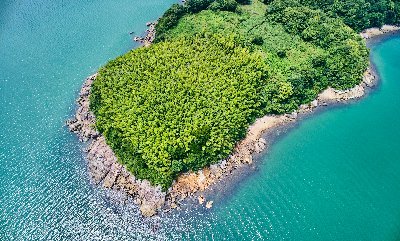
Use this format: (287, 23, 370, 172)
(67, 0, 400, 216)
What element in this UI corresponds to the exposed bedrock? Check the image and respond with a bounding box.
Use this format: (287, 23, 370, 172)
(67, 74, 165, 217)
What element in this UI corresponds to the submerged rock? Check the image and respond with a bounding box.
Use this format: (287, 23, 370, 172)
(133, 21, 157, 47)
(198, 195, 205, 204)
(286, 111, 298, 119)
(254, 138, 267, 154)
(140, 204, 157, 217)
(205, 201, 213, 209)
(311, 100, 318, 108)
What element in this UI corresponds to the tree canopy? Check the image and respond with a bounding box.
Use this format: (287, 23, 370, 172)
(91, 35, 269, 188)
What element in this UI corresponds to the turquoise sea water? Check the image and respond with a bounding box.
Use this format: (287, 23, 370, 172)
(0, 0, 178, 239)
(1, 1, 400, 240)
(184, 36, 400, 240)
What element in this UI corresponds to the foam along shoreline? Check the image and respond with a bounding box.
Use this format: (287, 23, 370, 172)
(66, 25, 398, 217)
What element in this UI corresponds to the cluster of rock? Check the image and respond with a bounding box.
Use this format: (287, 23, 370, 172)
(317, 67, 376, 105)
(133, 22, 157, 47)
(66, 74, 99, 142)
(360, 25, 400, 39)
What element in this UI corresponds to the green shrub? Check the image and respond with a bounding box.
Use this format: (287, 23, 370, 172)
(299, 0, 400, 31)
(276, 50, 286, 58)
(155, 4, 187, 42)
(186, 0, 215, 13)
(236, 0, 251, 5)
(209, 0, 238, 12)
(266, 3, 368, 89)
(155, 0, 216, 42)
(260, 0, 273, 4)
(326, 39, 369, 89)
(266, 0, 301, 16)
(251, 35, 264, 45)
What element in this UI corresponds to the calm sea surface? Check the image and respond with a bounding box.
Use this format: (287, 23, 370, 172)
(1, 1, 399, 240)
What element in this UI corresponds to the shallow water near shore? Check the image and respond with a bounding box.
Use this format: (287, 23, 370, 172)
(1, 1, 400, 240)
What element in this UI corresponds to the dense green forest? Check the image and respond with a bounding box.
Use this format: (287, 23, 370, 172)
(91, 36, 269, 187)
(298, 0, 400, 31)
(91, 0, 398, 189)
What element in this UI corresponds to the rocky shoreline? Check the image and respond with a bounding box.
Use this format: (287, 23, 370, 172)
(360, 25, 400, 39)
(66, 26, 397, 217)
(67, 74, 167, 217)
(133, 21, 157, 47)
